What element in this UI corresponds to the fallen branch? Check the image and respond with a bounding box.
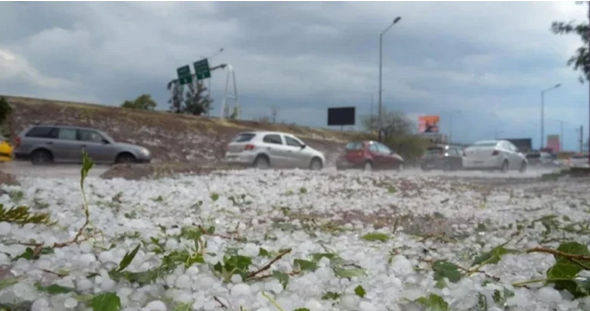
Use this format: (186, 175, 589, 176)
(526, 247, 590, 261)
(213, 296, 227, 309)
(247, 249, 292, 279)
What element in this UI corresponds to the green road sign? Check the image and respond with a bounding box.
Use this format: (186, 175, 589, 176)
(194, 58, 211, 80)
(177, 65, 192, 85)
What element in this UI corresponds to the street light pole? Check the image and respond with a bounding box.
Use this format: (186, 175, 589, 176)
(378, 16, 401, 141)
(540, 83, 561, 150)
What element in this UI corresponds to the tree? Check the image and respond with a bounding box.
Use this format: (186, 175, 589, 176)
(183, 80, 212, 116)
(167, 80, 184, 113)
(552, 4, 590, 82)
(0, 97, 12, 124)
(362, 109, 414, 138)
(121, 94, 157, 110)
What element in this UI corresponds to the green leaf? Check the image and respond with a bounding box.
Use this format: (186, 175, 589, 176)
(210, 193, 219, 202)
(354, 285, 366, 298)
(259, 248, 270, 257)
(173, 303, 192, 311)
(81, 151, 94, 189)
(13, 247, 54, 261)
(294, 259, 317, 271)
(415, 294, 449, 311)
(321, 291, 341, 300)
(0, 277, 21, 290)
(472, 243, 518, 266)
(547, 241, 590, 296)
(492, 288, 514, 307)
(35, 283, 75, 294)
(272, 271, 289, 289)
(91, 292, 121, 311)
(432, 260, 462, 283)
(294, 308, 310, 311)
(333, 267, 366, 279)
(361, 232, 389, 242)
(477, 293, 487, 311)
(117, 244, 140, 272)
(311, 253, 341, 264)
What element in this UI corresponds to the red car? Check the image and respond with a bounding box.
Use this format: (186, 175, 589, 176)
(337, 141, 404, 171)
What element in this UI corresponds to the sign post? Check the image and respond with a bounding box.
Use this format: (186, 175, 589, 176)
(176, 65, 192, 85)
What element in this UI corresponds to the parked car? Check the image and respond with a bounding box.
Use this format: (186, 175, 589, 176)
(463, 140, 527, 172)
(336, 140, 404, 171)
(568, 153, 589, 168)
(0, 135, 13, 162)
(526, 151, 560, 167)
(420, 144, 463, 171)
(14, 125, 151, 164)
(224, 131, 325, 170)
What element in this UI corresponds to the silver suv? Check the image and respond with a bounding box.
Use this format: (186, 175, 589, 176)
(14, 125, 151, 164)
(224, 131, 325, 170)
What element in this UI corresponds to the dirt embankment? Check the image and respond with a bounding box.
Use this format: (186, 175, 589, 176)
(4, 95, 363, 166)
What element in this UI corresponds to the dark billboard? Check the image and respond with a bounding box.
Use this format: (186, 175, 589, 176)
(327, 107, 355, 126)
(502, 138, 532, 152)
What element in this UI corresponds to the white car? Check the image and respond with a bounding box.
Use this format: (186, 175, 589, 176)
(463, 140, 527, 172)
(224, 131, 325, 170)
(568, 153, 589, 168)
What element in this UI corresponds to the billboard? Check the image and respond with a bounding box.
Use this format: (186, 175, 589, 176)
(327, 107, 355, 126)
(418, 115, 440, 133)
(547, 135, 560, 153)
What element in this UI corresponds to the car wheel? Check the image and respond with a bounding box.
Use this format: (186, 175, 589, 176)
(363, 161, 373, 172)
(310, 158, 323, 171)
(31, 149, 53, 165)
(116, 153, 137, 164)
(519, 161, 527, 173)
(254, 155, 270, 169)
(501, 160, 509, 173)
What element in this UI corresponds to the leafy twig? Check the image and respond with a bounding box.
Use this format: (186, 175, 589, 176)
(247, 249, 292, 279)
(526, 247, 590, 261)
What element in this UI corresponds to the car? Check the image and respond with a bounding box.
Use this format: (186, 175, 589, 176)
(462, 140, 527, 172)
(336, 140, 404, 171)
(14, 125, 151, 165)
(0, 135, 13, 162)
(568, 153, 589, 168)
(526, 151, 560, 167)
(223, 131, 325, 170)
(420, 144, 463, 171)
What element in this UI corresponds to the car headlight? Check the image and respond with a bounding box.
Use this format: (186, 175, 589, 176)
(140, 148, 150, 156)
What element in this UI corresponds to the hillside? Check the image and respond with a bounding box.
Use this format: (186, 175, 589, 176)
(4, 95, 365, 165)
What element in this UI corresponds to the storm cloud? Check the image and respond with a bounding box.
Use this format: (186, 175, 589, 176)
(0, 1, 588, 149)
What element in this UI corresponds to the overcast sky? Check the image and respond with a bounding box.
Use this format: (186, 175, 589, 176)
(0, 1, 588, 150)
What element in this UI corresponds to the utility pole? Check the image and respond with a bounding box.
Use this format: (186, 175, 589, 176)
(580, 125, 585, 152)
(378, 17, 402, 141)
(560, 120, 564, 152)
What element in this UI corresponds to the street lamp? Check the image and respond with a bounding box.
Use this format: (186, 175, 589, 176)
(378, 16, 402, 141)
(540, 83, 561, 149)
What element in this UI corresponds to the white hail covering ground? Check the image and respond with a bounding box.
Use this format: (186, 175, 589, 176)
(1, 169, 590, 311)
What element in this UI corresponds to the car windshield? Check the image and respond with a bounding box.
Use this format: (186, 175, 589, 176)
(98, 131, 114, 143)
(426, 148, 443, 156)
(345, 142, 363, 151)
(474, 141, 497, 147)
(233, 133, 255, 142)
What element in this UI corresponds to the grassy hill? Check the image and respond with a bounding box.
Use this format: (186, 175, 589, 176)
(4, 95, 366, 165)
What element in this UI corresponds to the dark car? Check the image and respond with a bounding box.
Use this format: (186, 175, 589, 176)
(14, 125, 151, 165)
(337, 141, 404, 171)
(420, 145, 463, 171)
